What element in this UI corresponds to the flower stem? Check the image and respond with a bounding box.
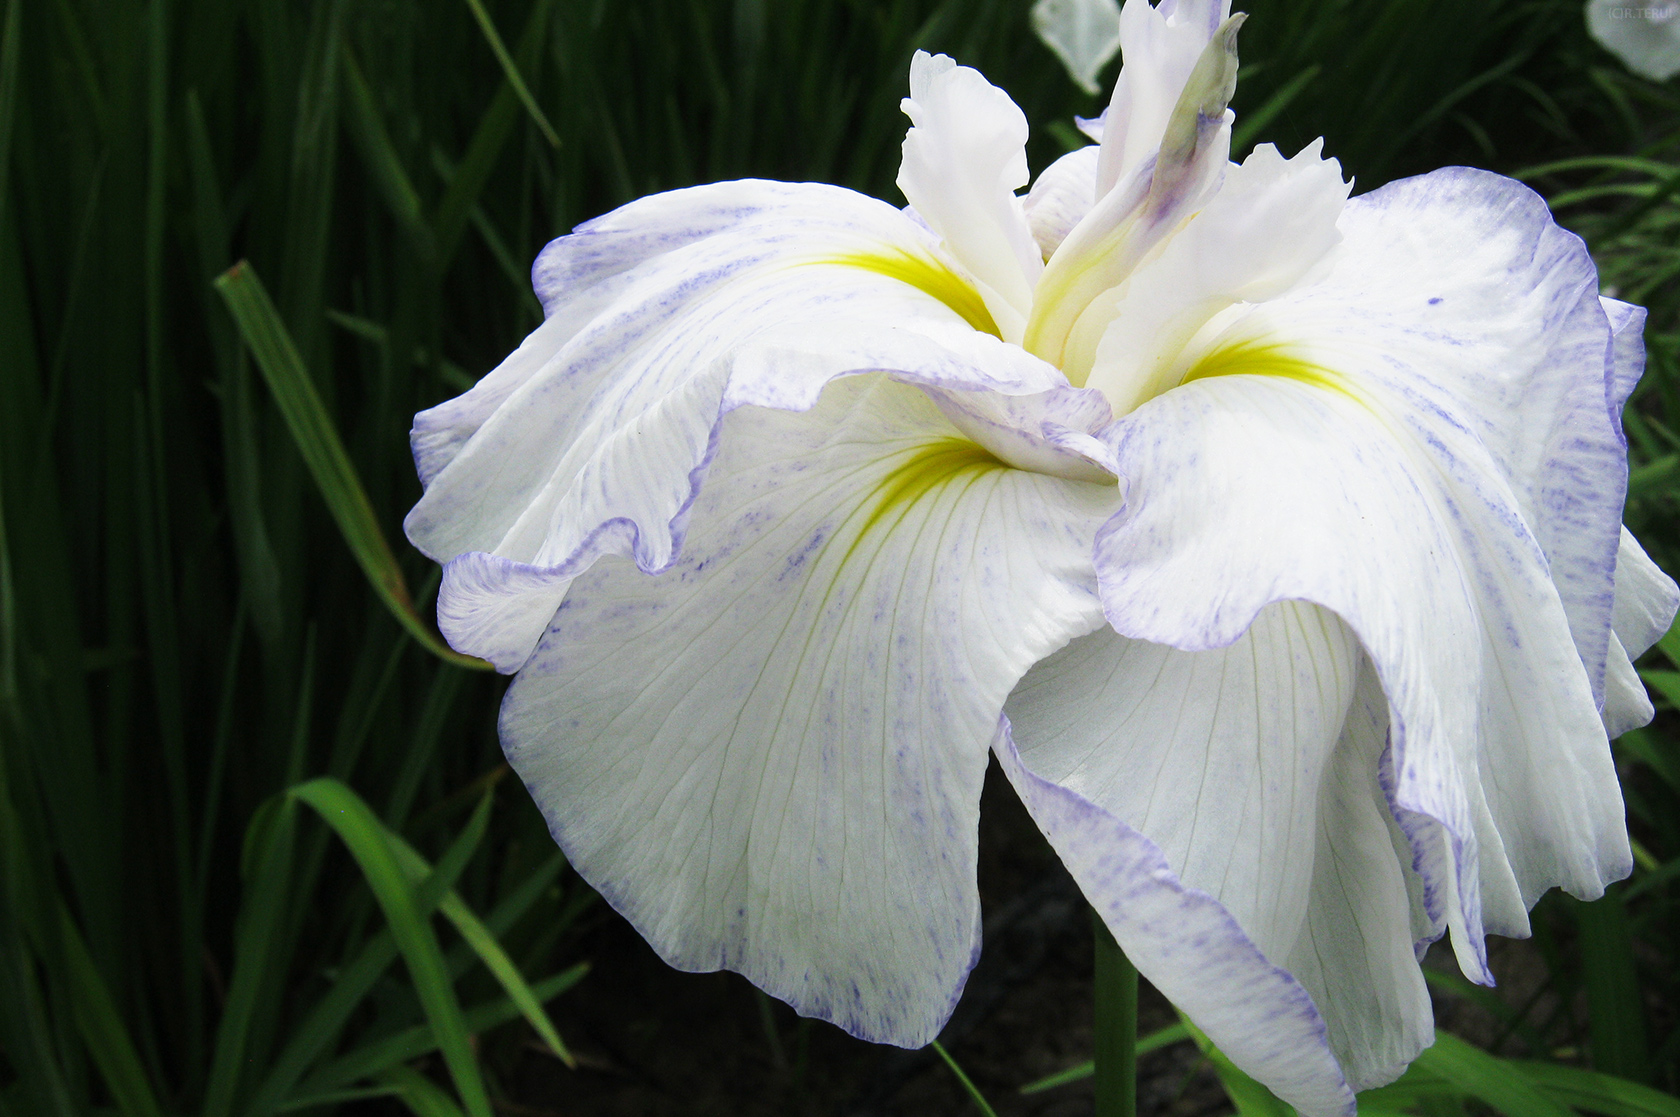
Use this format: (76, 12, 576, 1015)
(1093, 907, 1139, 1117)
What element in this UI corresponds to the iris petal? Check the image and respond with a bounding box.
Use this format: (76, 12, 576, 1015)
(406, 180, 1074, 670)
(1005, 603, 1428, 1105)
(1093, 168, 1659, 997)
(898, 52, 1043, 339)
(500, 374, 1115, 1046)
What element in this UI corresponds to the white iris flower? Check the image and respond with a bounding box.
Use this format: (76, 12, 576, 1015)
(1032, 0, 1125, 94)
(1587, 0, 1680, 82)
(405, 1, 1677, 1109)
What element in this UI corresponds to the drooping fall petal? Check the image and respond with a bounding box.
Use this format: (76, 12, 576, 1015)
(500, 375, 1115, 1045)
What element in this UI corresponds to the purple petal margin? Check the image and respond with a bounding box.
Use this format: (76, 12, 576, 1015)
(994, 718, 1357, 1117)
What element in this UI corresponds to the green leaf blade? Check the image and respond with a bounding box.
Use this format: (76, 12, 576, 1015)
(288, 779, 492, 1117)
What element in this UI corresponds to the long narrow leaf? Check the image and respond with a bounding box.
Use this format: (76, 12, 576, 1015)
(289, 779, 491, 1117)
(1516, 1062, 1680, 1117)
(1574, 895, 1650, 1084)
(380, 1064, 468, 1117)
(1357, 1064, 1472, 1114)
(1018, 1023, 1191, 1093)
(458, 0, 558, 147)
(298, 965, 588, 1095)
(384, 827, 576, 1066)
(0, 0, 20, 225)
(1231, 63, 1320, 151)
(1423, 969, 1547, 1056)
(930, 1041, 1000, 1117)
(341, 47, 436, 261)
(274, 1086, 400, 1113)
(212, 262, 488, 671)
(0, 905, 79, 1117)
(204, 797, 299, 1117)
(1637, 668, 1680, 711)
(1415, 1033, 1577, 1117)
(431, 0, 556, 263)
(243, 792, 492, 1117)
(1616, 727, 1680, 793)
(56, 907, 166, 1117)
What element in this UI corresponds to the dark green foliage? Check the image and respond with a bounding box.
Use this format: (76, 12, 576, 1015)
(1, 0, 1678, 1113)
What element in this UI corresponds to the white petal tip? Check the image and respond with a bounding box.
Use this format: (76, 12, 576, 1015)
(1032, 0, 1124, 93)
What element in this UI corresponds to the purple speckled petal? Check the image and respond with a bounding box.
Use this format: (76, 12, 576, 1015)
(405, 179, 1074, 670)
(922, 381, 1118, 481)
(1604, 527, 1680, 737)
(412, 181, 827, 489)
(1322, 171, 1628, 719)
(1097, 167, 1640, 990)
(500, 374, 1116, 1047)
(1291, 169, 1642, 914)
(1603, 296, 1648, 418)
(1024, 145, 1100, 261)
(1005, 604, 1430, 1099)
(994, 715, 1358, 1117)
(1597, 298, 1678, 736)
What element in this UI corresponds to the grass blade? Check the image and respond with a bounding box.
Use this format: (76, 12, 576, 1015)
(931, 1041, 1000, 1117)
(56, 907, 166, 1117)
(0, 0, 20, 225)
(204, 797, 299, 1117)
(458, 0, 558, 148)
(383, 827, 576, 1066)
(212, 262, 488, 671)
(1637, 669, 1680, 711)
(431, 0, 556, 264)
(341, 47, 437, 261)
(243, 793, 490, 1117)
(1574, 894, 1650, 1083)
(1232, 63, 1321, 152)
(0, 917, 79, 1117)
(1017, 1023, 1191, 1094)
(380, 1064, 468, 1117)
(289, 778, 492, 1117)
(300, 964, 589, 1094)
(186, 90, 285, 647)
(274, 1085, 400, 1113)
(1358, 1063, 1478, 1114)
(1423, 969, 1547, 1056)
(1615, 727, 1680, 793)
(1516, 1062, 1680, 1117)
(1415, 1032, 1577, 1117)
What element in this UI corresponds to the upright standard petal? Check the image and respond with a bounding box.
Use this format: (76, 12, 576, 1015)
(1080, 139, 1349, 400)
(898, 52, 1043, 340)
(501, 374, 1115, 1045)
(1023, 10, 1243, 369)
(1096, 0, 1232, 195)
